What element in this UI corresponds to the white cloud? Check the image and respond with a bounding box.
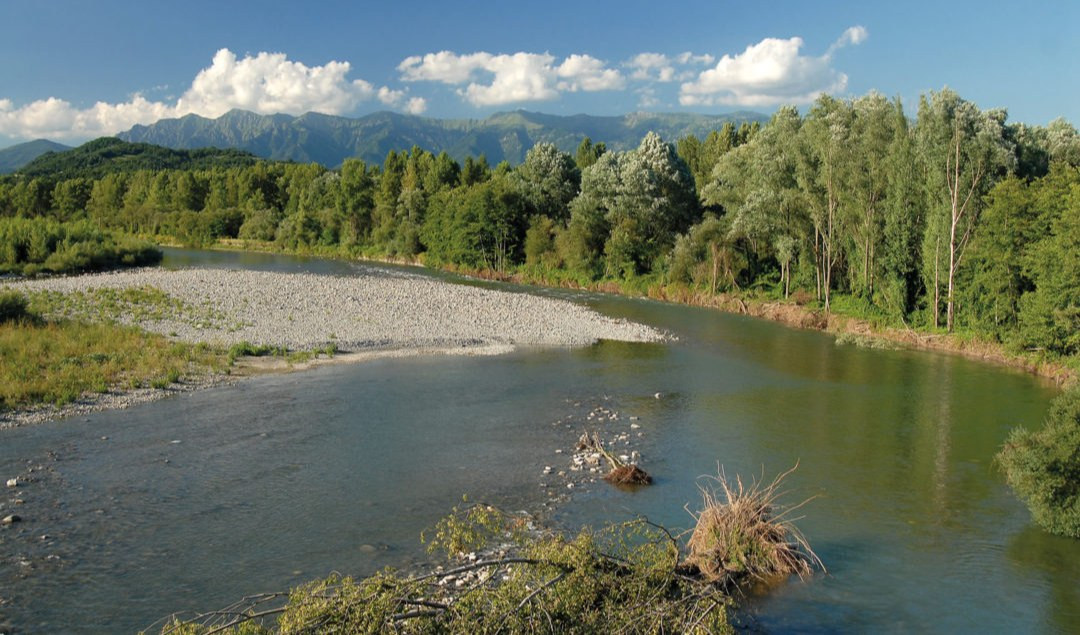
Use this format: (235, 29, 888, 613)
(404, 97, 428, 115)
(0, 49, 412, 141)
(378, 86, 405, 106)
(679, 27, 868, 107)
(398, 50, 623, 106)
(174, 48, 375, 118)
(556, 54, 625, 92)
(837, 25, 869, 47)
(628, 51, 716, 83)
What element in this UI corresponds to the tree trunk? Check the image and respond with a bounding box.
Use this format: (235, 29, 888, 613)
(933, 235, 941, 329)
(710, 242, 719, 295)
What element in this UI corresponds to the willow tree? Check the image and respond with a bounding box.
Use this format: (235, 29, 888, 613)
(799, 95, 854, 312)
(844, 92, 896, 298)
(702, 106, 804, 295)
(567, 132, 697, 278)
(916, 89, 1014, 331)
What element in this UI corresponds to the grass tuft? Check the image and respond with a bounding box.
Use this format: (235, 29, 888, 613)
(685, 464, 822, 584)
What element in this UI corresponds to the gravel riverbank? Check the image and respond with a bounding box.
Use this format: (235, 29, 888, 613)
(6, 267, 666, 351)
(2, 267, 666, 426)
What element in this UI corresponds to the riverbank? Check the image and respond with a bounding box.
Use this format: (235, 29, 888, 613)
(155, 240, 1080, 385)
(1, 266, 666, 426)
(456, 266, 1079, 387)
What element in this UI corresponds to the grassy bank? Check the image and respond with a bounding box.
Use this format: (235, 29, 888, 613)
(0, 310, 225, 411)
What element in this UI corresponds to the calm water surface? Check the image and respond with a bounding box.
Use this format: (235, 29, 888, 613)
(0, 248, 1076, 633)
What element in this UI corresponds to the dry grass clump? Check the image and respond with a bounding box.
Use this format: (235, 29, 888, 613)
(685, 464, 821, 584)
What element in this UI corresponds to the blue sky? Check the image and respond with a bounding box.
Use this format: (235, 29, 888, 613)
(1, 0, 1077, 147)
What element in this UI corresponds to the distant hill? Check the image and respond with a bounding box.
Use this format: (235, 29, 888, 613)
(118, 109, 769, 167)
(17, 137, 262, 179)
(0, 139, 72, 173)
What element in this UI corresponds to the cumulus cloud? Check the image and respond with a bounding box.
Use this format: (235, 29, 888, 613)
(404, 97, 428, 115)
(398, 50, 623, 106)
(628, 52, 715, 82)
(0, 49, 410, 141)
(174, 48, 375, 118)
(679, 26, 868, 107)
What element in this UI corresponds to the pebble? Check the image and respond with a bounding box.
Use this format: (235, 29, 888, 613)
(7, 268, 667, 354)
(5, 478, 16, 488)
(2, 514, 20, 525)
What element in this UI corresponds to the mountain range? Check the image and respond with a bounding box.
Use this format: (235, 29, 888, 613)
(0, 139, 72, 173)
(115, 109, 768, 167)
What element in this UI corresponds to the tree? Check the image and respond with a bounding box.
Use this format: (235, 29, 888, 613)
(51, 178, 93, 221)
(916, 88, 1015, 330)
(575, 137, 606, 170)
(879, 99, 925, 321)
(799, 95, 853, 312)
(568, 132, 697, 278)
(514, 143, 580, 223)
(844, 92, 895, 298)
(1016, 165, 1080, 354)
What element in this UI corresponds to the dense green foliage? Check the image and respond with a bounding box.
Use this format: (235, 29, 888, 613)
(998, 389, 1080, 537)
(0, 289, 29, 323)
(0, 216, 161, 274)
(2, 88, 1079, 361)
(17, 137, 259, 179)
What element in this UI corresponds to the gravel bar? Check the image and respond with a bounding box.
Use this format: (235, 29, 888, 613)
(6, 267, 667, 352)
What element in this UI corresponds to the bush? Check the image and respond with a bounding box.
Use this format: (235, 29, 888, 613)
(998, 389, 1080, 538)
(152, 504, 734, 634)
(0, 217, 161, 275)
(0, 290, 29, 323)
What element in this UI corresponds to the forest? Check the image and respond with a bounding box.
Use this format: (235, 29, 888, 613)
(2, 87, 1079, 360)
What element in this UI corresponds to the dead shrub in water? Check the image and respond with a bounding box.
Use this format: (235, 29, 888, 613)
(685, 464, 821, 585)
(586, 431, 653, 486)
(604, 464, 653, 485)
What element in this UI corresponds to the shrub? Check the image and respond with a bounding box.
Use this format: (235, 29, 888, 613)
(686, 465, 820, 583)
(151, 504, 734, 634)
(998, 389, 1080, 538)
(0, 290, 29, 323)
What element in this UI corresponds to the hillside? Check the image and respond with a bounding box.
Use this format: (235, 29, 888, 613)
(117, 109, 768, 166)
(0, 139, 72, 173)
(17, 137, 262, 178)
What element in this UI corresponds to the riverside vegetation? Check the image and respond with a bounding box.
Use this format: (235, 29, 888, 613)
(0, 288, 225, 412)
(149, 467, 818, 635)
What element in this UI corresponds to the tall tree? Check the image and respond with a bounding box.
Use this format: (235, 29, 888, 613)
(799, 95, 853, 312)
(916, 89, 1014, 330)
(514, 142, 580, 223)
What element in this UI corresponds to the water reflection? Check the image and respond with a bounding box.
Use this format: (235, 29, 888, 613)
(0, 248, 1076, 634)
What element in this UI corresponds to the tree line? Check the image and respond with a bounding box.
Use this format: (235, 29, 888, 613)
(1, 87, 1078, 356)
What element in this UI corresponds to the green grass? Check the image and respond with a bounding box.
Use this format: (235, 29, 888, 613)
(0, 305, 225, 410)
(26, 286, 231, 329)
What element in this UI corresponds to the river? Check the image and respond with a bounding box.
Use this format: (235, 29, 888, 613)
(0, 248, 1077, 633)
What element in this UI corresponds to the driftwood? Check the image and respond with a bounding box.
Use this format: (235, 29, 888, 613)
(586, 431, 653, 486)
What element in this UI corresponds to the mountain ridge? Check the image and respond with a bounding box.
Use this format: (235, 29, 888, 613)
(0, 139, 73, 173)
(117, 108, 768, 166)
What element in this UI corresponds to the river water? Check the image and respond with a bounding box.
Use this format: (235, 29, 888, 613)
(1, 249, 1077, 633)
